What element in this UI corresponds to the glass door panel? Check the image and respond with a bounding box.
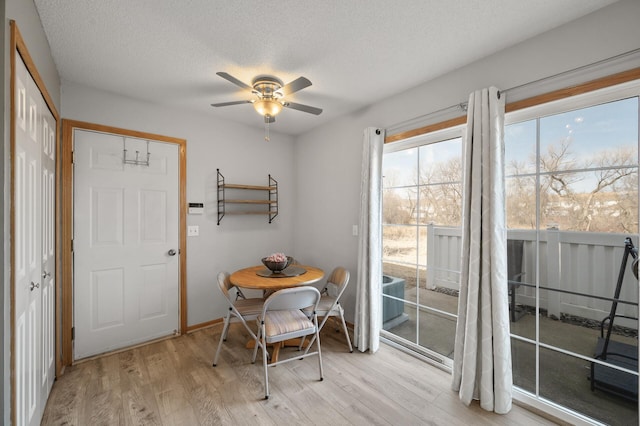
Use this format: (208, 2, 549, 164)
(506, 90, 639, 425)
(382, 135, 462, 362)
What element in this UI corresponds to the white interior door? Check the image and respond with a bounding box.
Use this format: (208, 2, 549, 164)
(14, 52, 56, 426)
(73, 130, 180, 360)
(40, 96, 56, 399)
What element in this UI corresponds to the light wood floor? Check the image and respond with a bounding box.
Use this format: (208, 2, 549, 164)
(42, 324, 559, 425)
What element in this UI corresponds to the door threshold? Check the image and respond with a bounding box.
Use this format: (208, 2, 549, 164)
(72, 332, 179, 365)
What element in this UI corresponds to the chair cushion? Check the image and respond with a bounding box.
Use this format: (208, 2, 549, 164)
(233, 298, 264, 316)
(264, 309, 314, 340)
(302, 296, 339, 315)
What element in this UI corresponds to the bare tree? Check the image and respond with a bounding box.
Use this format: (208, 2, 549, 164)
(419, 158, 462, 226)
(385, 136, 638, 233)
(506, 159, 536, 229)
(383, 189, 413, 224)
(514, 137, 638, 233)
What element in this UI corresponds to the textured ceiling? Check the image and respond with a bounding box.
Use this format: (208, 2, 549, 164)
(34, 0, 617, 136)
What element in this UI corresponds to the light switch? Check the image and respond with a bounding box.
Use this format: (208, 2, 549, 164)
(188, 225, 199, 236)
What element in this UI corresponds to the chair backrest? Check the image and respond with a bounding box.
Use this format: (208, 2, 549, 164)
(218, 270, 249, 301)
(263, 286, 321, 313)
(324, 267, 350, 299)
(507, 240, 524, 283)
(217, 271, 233, 301)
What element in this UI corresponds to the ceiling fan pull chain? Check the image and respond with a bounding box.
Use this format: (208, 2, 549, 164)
(265, 115, 270, 141)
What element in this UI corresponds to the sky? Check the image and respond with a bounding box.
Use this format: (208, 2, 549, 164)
(383, 137, 461, 187)
(383, 96, 639, 188)
(505, 96, 639, 174)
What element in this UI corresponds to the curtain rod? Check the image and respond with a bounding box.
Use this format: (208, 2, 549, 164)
(387, 47, 640, 135)
(499, 47, 640, 98)
(385, 102, 467, 136)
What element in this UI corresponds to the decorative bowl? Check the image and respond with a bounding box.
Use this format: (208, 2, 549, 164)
(261, 256, 293, 273)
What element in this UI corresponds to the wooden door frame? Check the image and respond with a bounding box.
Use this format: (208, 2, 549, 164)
(60, 120, 187, 367)
(9, 21, 61, 425)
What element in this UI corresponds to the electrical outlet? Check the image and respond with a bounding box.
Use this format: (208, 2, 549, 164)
(188, 225, 199, 236)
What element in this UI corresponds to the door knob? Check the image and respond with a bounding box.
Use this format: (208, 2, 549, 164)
(168, 249, 177, 256)
(30, 282, 40, 291)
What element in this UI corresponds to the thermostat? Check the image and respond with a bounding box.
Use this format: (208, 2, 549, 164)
(188, 202, 204, 214)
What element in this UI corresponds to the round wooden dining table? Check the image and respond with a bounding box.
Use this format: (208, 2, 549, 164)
(229, 264, 324, 363)
(229, 264, 324, 291)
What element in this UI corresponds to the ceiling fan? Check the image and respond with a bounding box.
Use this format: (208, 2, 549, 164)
(211, 72, 323, 124)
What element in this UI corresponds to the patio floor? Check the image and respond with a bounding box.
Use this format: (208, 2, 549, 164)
(383, 284, 638, 426)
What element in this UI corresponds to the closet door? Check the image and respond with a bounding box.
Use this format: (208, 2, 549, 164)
(40, 100, 56, 402)
(14, 51, 55, 426)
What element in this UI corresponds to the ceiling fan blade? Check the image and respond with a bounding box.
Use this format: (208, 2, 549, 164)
(211, 100, 252, 107)
(265, 115, 275, 124)
(277, 77, 312, 96)
(283, 101, 322, 115)
(216, 72, 253, 91)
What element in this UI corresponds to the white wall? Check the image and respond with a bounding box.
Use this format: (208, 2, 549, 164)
(293, 0, 640, 323)
(2, 0, 61, 422)
(61, 82, 296, 326)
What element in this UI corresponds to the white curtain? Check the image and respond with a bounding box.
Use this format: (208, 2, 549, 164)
(354, 127, 384, 353)
(451, 87, 512, 413)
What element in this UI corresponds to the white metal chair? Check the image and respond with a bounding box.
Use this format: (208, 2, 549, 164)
(302, 267, 353, 353)
(212, 271, 265, 366)
(251, 286, 323, 399)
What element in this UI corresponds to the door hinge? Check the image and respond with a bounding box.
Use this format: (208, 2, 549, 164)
(71, 327, 75, 341)
(71, 239, 74, 252)
(71, 150, 75, 164)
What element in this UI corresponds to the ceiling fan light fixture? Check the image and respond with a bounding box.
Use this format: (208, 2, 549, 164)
(253, 99, 282, 117)
(212, 73, 322, 125)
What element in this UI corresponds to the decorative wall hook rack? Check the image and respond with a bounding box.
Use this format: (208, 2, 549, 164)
(123, 138, 151, 166)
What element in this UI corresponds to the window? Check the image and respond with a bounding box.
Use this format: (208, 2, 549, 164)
(381, 79, 640, 425)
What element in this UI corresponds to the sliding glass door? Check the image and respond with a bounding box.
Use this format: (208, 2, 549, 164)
(506, 84, 639, 425)
(381, 80, 639, 425)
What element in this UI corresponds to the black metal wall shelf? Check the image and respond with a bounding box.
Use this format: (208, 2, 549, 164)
(217, 169, 278, 225)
